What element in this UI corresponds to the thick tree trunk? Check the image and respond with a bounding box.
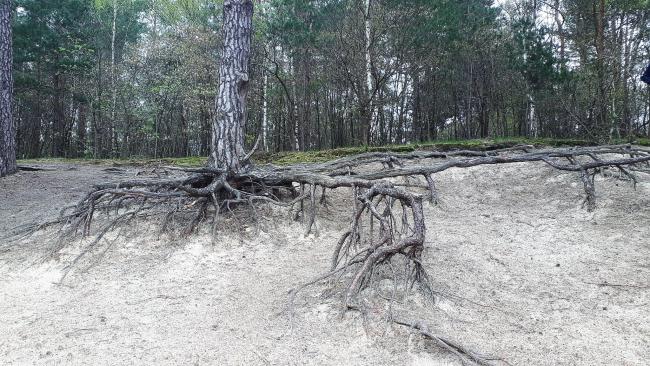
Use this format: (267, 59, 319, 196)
(210, 0, 253, 173)
(0, 0, 16, 177)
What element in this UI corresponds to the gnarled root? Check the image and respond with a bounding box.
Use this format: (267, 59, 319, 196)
(327, 183, 428, 307)
(6, 144, 649, 293)
(393, 317, 503, 366)
(3, 143, 646, 364)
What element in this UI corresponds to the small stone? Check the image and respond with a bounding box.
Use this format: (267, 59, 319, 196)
(555, 263, 560, 267)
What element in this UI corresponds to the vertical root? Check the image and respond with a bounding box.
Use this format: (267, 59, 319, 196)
(580, 169, 596, 211)
(424, 174, 438, 204)
(324, 183, 428, 307)
(304, 184, 318, 236)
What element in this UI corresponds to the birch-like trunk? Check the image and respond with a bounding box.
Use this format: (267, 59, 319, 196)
(262, 71, 268, 152)
(0, 0, 16, 177)
(210, 0, 253, 173)
(364, 0, 377, 144)
(291, 57, 299, 151)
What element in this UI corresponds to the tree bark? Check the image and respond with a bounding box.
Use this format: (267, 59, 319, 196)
(0, 0, 16, 177)
(77, 102, 87, 157)
(110, 0, 117, 157)
(594, 0, 607, 140)
(210, 0, 253, 173)
(363, 0, 377, 145)
(52, 71, 67, 157)
(554, 0, 565, 65)
(262, 71, 268, 151)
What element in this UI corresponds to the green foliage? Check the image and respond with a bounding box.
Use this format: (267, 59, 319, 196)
(14, 0, 95, 71)
(508, 18, 558, 90)
(10, 0, 650, 160)
(252, 138, 598, 165)
(21, 137, 626, 167)
(156, 0, 217, 25)
(636, 138, 650, 147)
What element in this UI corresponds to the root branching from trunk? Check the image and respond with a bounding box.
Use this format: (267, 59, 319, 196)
(4, 144, 649, 364)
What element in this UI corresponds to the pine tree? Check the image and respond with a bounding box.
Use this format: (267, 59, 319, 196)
(0, 0, 15, 177)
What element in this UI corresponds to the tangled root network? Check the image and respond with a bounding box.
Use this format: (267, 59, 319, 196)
(7, 144, 649, 365)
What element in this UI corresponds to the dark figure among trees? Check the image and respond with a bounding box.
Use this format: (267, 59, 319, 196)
(642, 63, 650, 85)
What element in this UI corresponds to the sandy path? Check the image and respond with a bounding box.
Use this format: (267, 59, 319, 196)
(0, 161, 648, 365)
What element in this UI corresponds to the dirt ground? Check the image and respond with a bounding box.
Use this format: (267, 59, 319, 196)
(0, 159, 648, 365)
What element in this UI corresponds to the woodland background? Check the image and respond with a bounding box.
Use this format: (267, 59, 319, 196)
(11, 0, 650, 159)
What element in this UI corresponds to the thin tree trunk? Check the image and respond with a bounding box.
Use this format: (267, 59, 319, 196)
(0, 0, 15, 176)
(52, 71, 66, 156)
(554, 0, 565, 65)
(94, 51, 103, 158)
(200, 96, 211, 156)
(262, 71, 268, 151)
(290, 58, 299, 151)
(77, 102, 87, 157)
(364, 0, 377, 145)
(620, 15, 631, 137)
(301, 48, 312, 150)
(594, 0, 607, 140)
(110, 0, 117, 157)
(209, 0, 253, 173)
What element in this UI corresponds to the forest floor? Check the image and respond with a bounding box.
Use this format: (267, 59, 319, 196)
(1, 153, 649, 365)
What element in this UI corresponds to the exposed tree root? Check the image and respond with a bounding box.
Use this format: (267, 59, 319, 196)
(5, 145, 650, 289)
(392, 317, 504, 366)
(284, 144, 648, 304)
(17, 165, 56, 172)
(3, 144, 649, 362)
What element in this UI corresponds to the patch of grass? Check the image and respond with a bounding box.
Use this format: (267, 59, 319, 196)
(18, 157, 117, 165)
(631, 138, 650, 147)
(155, 156, 208, 167)
(490, 137, 593, 147)
(256, 148, 362, 165)
(253, 138, 592, 165)
(18, 156, 208, 167)
(18, 137, 647, 167)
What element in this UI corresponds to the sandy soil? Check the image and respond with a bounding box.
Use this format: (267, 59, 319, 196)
(0, 159, 649, 365)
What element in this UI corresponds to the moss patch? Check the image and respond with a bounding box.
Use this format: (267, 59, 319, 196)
(253, 138, 597, 165)
(19, 137, 646, 167)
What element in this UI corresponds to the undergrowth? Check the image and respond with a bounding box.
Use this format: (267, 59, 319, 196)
(18, 137, 649, 167)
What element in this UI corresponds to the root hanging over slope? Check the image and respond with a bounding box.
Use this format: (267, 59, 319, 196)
(4, 144, 649, 365)
(6, 144, 650, 298)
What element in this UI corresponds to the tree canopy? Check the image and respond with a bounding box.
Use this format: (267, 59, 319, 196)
(10, 0, 650, 158)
